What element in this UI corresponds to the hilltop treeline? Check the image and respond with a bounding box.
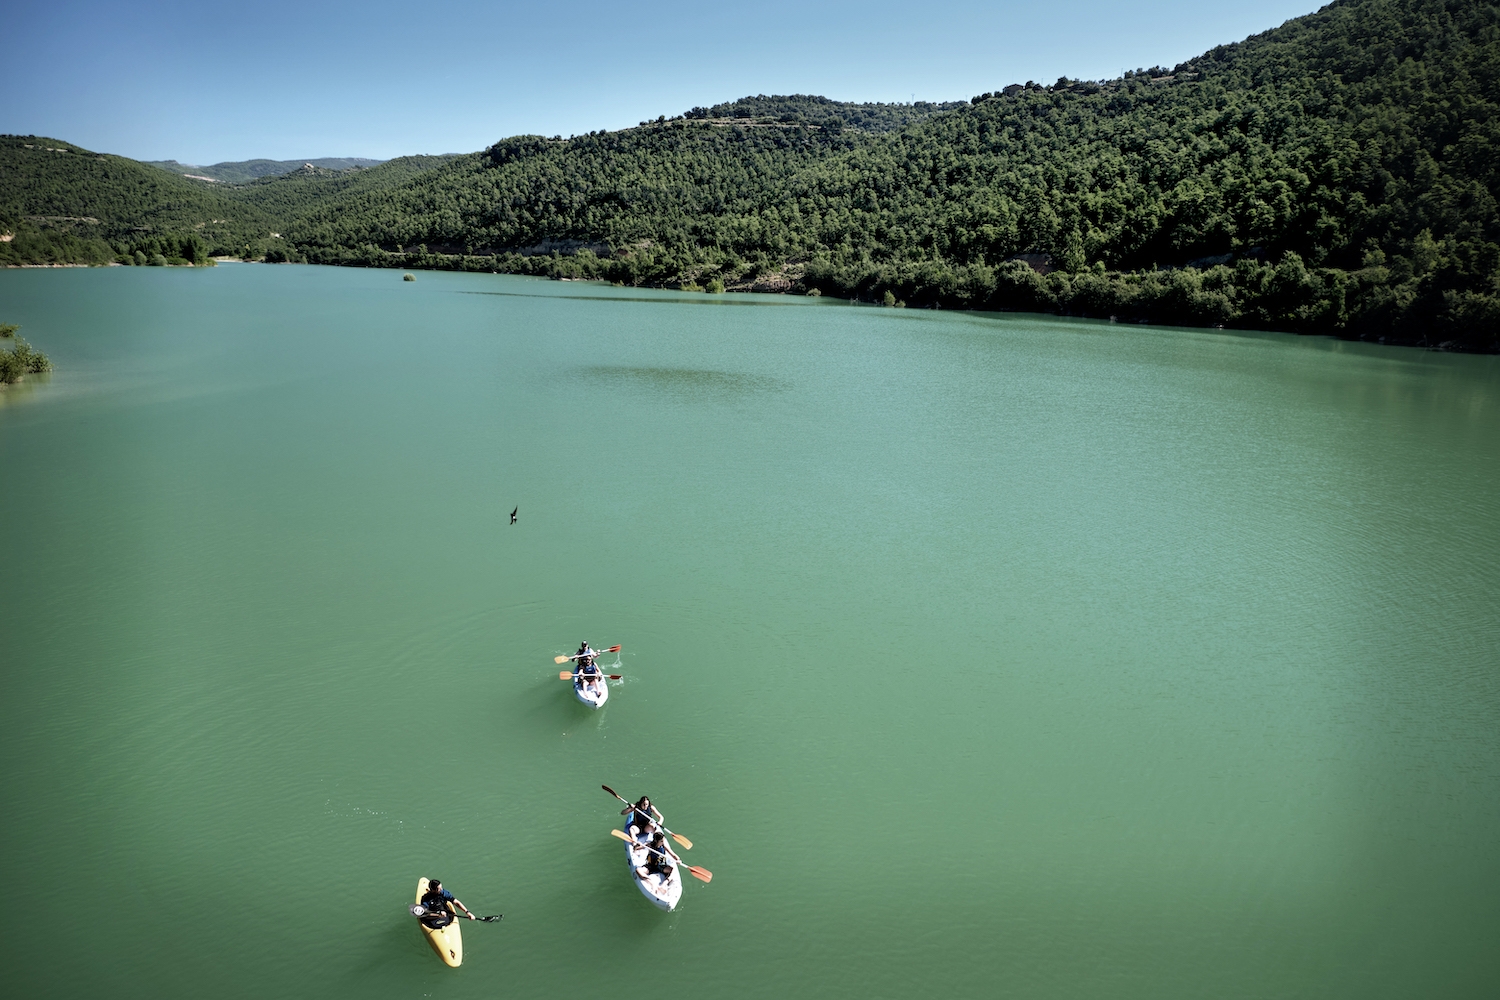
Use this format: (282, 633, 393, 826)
(3, 0, 1497, 350)
(682, 94, 970, 133)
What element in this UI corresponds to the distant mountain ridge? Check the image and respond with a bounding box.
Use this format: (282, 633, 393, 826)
(145, 157, 385, 184)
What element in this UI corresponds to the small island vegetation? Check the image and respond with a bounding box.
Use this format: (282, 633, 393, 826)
(0, 324, 52, 385)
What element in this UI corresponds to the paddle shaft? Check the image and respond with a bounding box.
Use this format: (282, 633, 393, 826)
(554, 645, 621, 664)
(413, 904, 502, 923)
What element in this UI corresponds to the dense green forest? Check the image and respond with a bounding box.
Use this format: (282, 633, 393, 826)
(3, 0, 1498, 351)
(682, 95, 970, 132)
(0, 136, 455, 265)
(0, 136, 263, 263)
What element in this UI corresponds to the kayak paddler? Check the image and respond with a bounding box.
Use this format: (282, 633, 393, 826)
(576, 641, 603, 695)
(637, 830, 679, 882)
(623, 794, 658, 839)
(417, 879, 475, 928)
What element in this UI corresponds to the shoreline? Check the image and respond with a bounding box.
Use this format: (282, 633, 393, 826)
(367, 259, 1499, 355)
(1, 261, 220, 269)
(3, 262, 115, 268)
(1, 257, 1490, 355)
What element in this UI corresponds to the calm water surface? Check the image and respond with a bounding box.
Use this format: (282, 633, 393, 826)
(1, 265, 1497, 999)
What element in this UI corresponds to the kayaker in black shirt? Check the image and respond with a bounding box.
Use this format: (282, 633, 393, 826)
(638, 830, 678, 882)
(623, 794, 658, 838)
(418, 879, 474, 928)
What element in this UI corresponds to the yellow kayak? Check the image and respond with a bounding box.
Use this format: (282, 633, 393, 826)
(415, 877, 463, 967)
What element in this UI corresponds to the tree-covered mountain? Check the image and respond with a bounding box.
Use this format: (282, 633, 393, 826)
(0, 135, 272, 265)
(4, 0, 1498, 351)
(283, 0, 1500, 352)
(145, 156, 386, 184)
(0, 137, 454, 265)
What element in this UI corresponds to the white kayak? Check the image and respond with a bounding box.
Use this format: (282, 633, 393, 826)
(623, 823, 682, 911)
(574, 670, 608, 708)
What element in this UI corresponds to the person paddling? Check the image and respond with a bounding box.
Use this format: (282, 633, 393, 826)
(576, 641, 603, 695)
(417, 879, 475, 928)
(623, 794, 659, 839)
(637, 830, 679, 883)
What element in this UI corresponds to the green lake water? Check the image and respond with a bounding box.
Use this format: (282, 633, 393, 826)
(1, 264, 1497, 999)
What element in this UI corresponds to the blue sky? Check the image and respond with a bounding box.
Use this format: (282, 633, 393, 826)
(3, 0, 1320, 164)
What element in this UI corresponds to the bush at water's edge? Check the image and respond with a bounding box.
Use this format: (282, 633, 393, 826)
(0, 326, 52, 385)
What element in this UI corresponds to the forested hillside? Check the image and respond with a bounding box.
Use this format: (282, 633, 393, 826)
(286, 0, 1500, 351)
(4, 0, 1498, 350)
(0, 136, 267, 265)
(0, 138, 454, 265)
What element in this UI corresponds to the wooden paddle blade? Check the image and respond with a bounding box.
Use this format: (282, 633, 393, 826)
(559, 671, 572, 680)
(670, 833, 693, 850)
(602, 784, 621, 800)
(554, 655, 569, 664)
(606, 645, 622, 652)
(687, 866, 712, 883)
(609, 828, 633, 842)
(608, 674, 623, 680)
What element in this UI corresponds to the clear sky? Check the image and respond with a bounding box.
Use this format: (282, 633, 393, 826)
(2, 0, 1320, 164)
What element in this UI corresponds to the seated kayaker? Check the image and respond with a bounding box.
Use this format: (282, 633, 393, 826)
(638, 831, 677, 882)
(576, 642, 604, 691)
(418, 879, 474, 928)
(623, 795, 657, 838)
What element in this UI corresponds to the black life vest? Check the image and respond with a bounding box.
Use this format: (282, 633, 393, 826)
(646, 841, 673, 875)
(419, 889, 454, 927)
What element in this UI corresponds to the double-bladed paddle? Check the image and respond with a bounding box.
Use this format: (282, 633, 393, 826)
(554, 645, 621, 664)
(601, 784, 694, 849)
(609, 829, 712, 883)
(561, 671, 623, 680)
(409, 904, 503, 922)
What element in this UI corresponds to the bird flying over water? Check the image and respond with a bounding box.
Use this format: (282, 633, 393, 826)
(510, 506, 518, 525)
